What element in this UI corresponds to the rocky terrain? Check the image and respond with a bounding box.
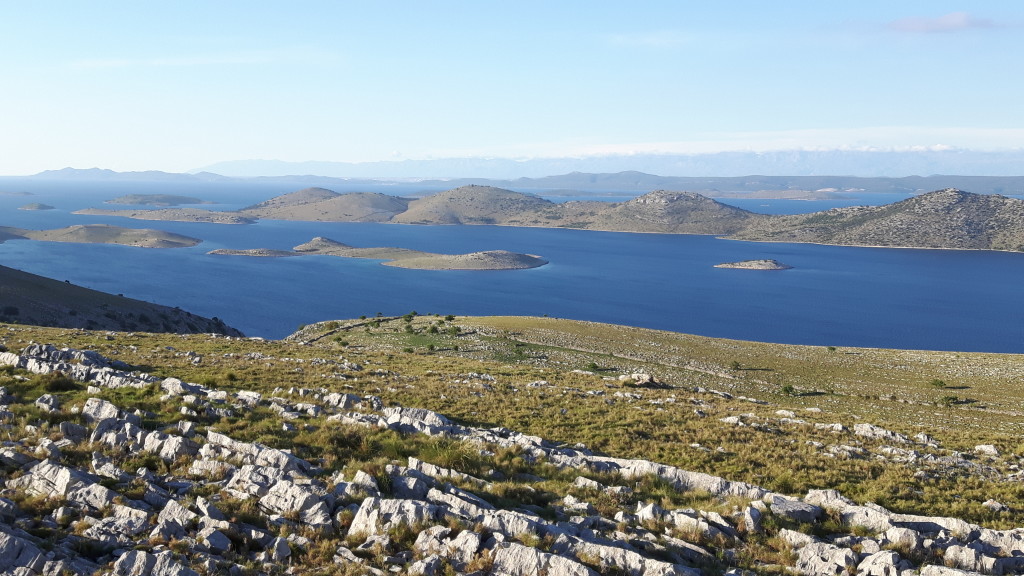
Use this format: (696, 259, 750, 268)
(0, 265, 242, 335)
(210, 237, 547, 271)
(73, 185, 1024, 252)
(713, 260, 792, 271)
(0, 224, 201, 249)
(2, 325, 1024, 576)
(18, 204, 54, 211)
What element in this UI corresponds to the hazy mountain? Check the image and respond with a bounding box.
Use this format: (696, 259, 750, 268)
(25, 167, 1024, 198)
(194, 149, 1024, 179)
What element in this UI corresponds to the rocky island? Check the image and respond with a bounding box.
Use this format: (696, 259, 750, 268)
(210, 236, 548, 270)
(74, 207, 254, 225)
(714, 259, 793, 270)
(105, 193, 209, 206)
(18, 203, 55, 211)
(0, 224, 201, 248)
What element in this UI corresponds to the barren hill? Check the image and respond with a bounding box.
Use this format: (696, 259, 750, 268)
(240, 189, 409, 222)
(392, 185, 553, 225)
(239, 186, 341, 212)
(731, 188, 1024, 250)
(585, 190, 759, 234)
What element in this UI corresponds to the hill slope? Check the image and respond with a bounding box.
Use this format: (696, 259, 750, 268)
(0, 265, 241, 334)
(392, 185, 554, 225)
(731, 188, 1024, 250)
(240, 188, 409, 222)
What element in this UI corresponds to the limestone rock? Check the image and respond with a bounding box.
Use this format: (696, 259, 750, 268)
(348, 497, 441, 537)
(258, 479, 333, 528)
(856, 550, 911, 575)
(490, 541, 597, 576)
(111, 550, 200, 576)
(770, 497, 823, 524)
(796, 542, 858, 575)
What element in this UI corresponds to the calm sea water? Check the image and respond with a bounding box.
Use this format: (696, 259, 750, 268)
(2, 178, 1023, 352)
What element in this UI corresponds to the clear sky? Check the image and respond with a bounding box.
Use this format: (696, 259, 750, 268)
(1, 1, 1022, 174)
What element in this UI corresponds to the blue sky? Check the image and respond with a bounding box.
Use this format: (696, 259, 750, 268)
(1, 1, 1022, 174)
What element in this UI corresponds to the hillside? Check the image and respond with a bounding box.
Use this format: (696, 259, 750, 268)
(731, 188, 1024, 251)
(0, 265, 241, 335)
(584, 190, 757, 234)
(0, 316, 1022, 575)
(392, 185, 553, 225)
(240, 189, 410, 222)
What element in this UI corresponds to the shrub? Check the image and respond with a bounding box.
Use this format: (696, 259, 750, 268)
(39, 372, 80, 392)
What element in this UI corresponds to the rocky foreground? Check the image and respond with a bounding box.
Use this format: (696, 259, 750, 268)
(0, 340, 1020, 576)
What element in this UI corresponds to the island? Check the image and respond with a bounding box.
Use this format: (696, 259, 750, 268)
(18, 203, 55, 210)
(67, 185, 1024, 252)
(209, 236, 548, 270)
(0, 224, 200, 249)
(105, 193, 209, 206)
(714, 259, 792, 270)
(74, 208, 253, 225)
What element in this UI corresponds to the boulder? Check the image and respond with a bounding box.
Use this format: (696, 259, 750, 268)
(348, 497, 441, 537)
(770, 497, 823, 524)
(856, 550, 911, 575)
(82, 397, 122, 422)
(34, 394, 59, 413)
(111, 550, 200, 576)
(258, 480, 333, 528)
(0, 529, 46, 574)
(551, 534, 700, 576)
(490, 541, 597, 576)
(795, 542, 858, 575)
(199, 526, 232, 554)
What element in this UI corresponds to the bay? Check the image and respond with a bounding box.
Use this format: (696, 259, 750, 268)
(1, 179, 1023, 353)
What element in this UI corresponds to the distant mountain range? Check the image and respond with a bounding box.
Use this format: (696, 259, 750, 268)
(22, 167, 1024, 197)
(192, 150, 1024, 179)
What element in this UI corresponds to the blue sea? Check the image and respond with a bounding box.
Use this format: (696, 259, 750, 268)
(2, 178, 1023, 353)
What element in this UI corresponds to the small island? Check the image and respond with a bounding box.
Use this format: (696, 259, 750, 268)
(105, 193, 209, 206)
(18, 203, 55, 211)
(74, 207, 253, 225)
(714, 259, 793, 270)
(209, 236, 548, 271)
(0, 224, 200, 249)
